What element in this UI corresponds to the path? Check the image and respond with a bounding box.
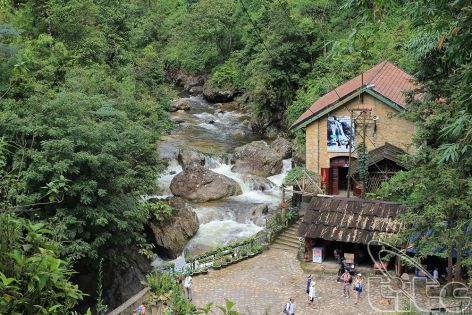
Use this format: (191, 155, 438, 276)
(192, 248, 460, 315)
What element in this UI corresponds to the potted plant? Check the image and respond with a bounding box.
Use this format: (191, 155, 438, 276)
(239, 248, 248, 259)
(212, 262, 222, 270)
(253, 244, 264, 254)
(222, 256, 232, 266)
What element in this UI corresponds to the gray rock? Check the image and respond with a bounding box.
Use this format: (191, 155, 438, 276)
(170, 166, 242, 202)
(292, 146, 306, 166)
(189, 85, 203, 95)
(203, 80, 236, 102)
(175, 72, 205, 92)
(249, 204, 269, 216)
(148, 197, 199, 259)
(243, 175, 275, 191)
(170, 99, 191, 112)
(177, 148, 205, 169)
(231, 140, 283, 177)
(270, 137, 293, 159)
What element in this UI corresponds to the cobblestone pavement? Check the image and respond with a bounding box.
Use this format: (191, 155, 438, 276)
(192, 248, 461, 315)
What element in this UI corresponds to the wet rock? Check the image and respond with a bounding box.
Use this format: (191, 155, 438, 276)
(292, 145, 306, 166)
(148, 197, 199, 259)
(203, 80, 236, 102)
(170, 166, 242, 202)
(270, 137, 293, 159)
(249, 204, 269, 216)
(243, 175, 275, 191)
(173, 118, 186, 124)
(215, 109, 225, 114)
(189, 85, 203, 95)
(231, 140, 283, 177)
(175, 72, 205, 92)
(177, 148, 205, 170)
(177, 99, 191, 111)
(231, 129, 246, 137)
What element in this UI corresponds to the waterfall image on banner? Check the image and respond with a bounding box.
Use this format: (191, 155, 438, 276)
(327, 116, 354, 152)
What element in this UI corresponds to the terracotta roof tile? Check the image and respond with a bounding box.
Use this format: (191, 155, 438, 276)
(291, 61, 415, 129)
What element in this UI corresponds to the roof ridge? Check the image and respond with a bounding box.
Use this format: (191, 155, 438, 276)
(290, 61, 415, 130)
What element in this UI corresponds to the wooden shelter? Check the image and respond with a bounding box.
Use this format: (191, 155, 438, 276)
(299, 195, 406, 244)
(349, 143, 407, 195)
(299, 195, 406, 274)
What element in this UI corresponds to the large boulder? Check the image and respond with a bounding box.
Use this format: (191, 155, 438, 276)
(203, 80, 236, 102)
(170, 99, 191, 112)
(270, 137, 293, 159)
(177, 148, 205, 169)
(170, 166, 242, 202)
(148, 197, 199, 259)
(175, 72, 205, 92)
(243, 175, 275, 191)
(231, 141, 283, 177)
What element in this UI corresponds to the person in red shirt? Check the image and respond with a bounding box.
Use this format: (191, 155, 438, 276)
(340, 269, 352, 299)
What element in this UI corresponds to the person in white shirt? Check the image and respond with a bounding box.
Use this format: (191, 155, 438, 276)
(308, 279, 316, 308)
(283, 297, 295, 315)
(184, 274, 193, 301)
(433, 267, 439, 281)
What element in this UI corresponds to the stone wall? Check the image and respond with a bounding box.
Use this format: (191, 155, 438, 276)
(305, 93, 416, 173)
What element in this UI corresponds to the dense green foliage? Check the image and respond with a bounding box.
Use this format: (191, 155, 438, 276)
(0, 212, 84, 314)
(1, 0, 472, 310)
(371, 0, 472, 288)
(149, 0, 415, 136)
(1, 0, 173, 268)
(0, 139, 85, 314)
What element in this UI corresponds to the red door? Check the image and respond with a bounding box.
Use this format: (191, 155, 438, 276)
(329, 167, 339, 195)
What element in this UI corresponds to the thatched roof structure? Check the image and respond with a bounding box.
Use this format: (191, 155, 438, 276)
(298, 196, 406, 244)
(350, 142, 407, 174)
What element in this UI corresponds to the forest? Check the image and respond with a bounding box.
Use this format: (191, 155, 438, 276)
(0, 0, 471, 313)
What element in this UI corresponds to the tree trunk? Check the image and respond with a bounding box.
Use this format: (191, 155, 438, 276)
(446, 247, 454, 296)
(454, 236, 463, 290)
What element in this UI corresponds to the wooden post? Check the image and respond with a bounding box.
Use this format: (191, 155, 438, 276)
(347, 109, 354, 197)
(281, 187, 286, 226)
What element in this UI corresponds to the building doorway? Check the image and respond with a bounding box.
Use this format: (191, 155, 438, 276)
(327, 156, 351, 195)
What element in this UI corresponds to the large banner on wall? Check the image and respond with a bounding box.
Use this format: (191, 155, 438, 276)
(327, 116, 354, 152)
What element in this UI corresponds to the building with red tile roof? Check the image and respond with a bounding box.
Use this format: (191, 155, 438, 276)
(291, 61, 417, 196)
(291, 60, 416, 130)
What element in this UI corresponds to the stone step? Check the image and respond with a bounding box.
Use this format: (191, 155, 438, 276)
(284, 231, 300, 238)
(277, 234, 301, 243)
(284, 229, 298, 234)
(271, 244, 299, 252)
(273, 239, 300, 249)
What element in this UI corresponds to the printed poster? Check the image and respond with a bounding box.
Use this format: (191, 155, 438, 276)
(327, 116, 355, 152)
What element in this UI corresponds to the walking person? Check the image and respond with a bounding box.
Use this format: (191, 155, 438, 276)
(433, 267, 439, 281)
(340, 269, 352, 299)
(306, 275, 312, 294)
(184, 273, 193, 301)
(308, 278, 316, 308)
(283, 297, 295, 315)
(353, 274, 364, 304)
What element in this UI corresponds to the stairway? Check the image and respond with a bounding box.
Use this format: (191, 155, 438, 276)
(271, 217, 303, 254)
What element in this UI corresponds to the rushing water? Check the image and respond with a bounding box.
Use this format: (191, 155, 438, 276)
(154, 95, 291, 262)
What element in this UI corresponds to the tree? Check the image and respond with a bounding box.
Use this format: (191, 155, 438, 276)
(372, 0, 472, 290)
(0, 138, 85, 314)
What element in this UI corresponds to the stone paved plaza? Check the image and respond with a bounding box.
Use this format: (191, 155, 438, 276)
(192, 248, 461, 315)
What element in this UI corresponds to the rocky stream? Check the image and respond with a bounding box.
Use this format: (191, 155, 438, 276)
(152, 94, 292, 264)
